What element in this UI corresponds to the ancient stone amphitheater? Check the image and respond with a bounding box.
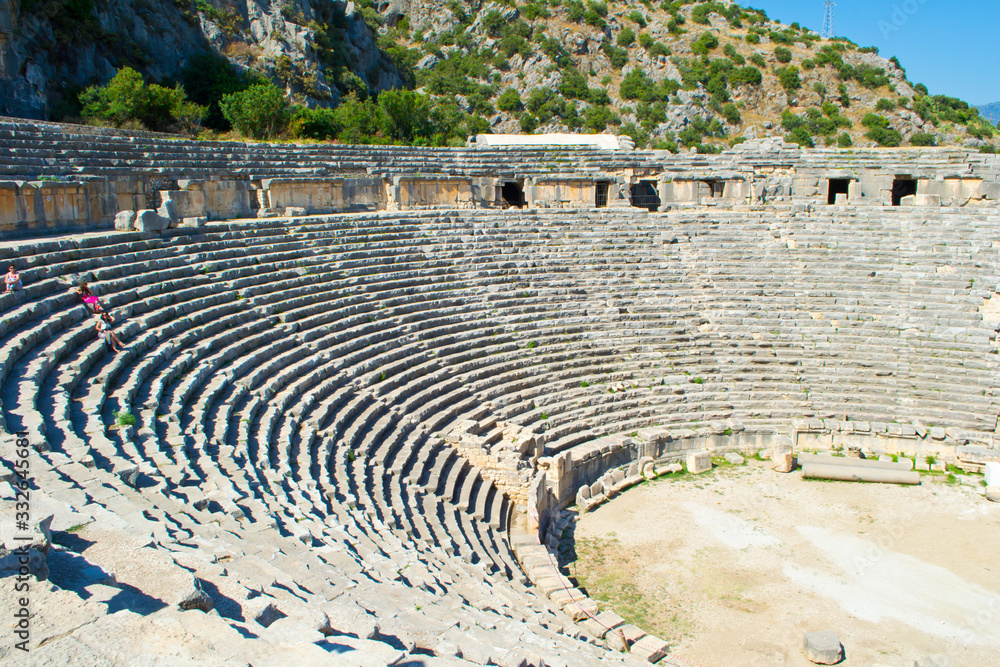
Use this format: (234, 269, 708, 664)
(2, 118, 1000, 665)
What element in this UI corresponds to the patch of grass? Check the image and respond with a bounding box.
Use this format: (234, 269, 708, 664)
(527, 340, 538, 349)
(114, 410, 137, 427)
(581, 381, 590, 388)
(571, 536, 693, 642)
(66, 523, 89, 533)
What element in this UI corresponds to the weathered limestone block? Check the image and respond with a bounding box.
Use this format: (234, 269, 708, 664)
(803, 630, 843, 664)
(639, 455, 655, 480)
(686, 451, 711, 474)
(724, 452, 745, 465)
(771, 436, 795, 472)
(630, 635, 671, 663)
(158, 198, 180, 226)
(114, 210, 136, 231)
(985, 461, 1000, 487)
(135, 209, 168, 232)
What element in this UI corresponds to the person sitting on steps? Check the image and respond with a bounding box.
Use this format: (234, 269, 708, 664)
(96, 312, 124, 352)
(75, 281, 104, 313)
(4, 266, 22, 293)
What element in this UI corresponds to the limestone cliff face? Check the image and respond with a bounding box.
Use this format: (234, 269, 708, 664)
(0, 0, 402, 119)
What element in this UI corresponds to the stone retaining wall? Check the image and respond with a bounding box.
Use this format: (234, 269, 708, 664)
(5, 119, 1000, 234)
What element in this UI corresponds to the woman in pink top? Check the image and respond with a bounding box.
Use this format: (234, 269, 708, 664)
(75, 281, 104, 313)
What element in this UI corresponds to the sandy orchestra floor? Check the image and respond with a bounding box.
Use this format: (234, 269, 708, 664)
(572, 461, 1000, 667)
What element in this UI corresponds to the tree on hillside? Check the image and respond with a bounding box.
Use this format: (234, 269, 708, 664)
(181, 53, 261, 131)
(220, 83, 290, 139)
(80, 67, 205, 132)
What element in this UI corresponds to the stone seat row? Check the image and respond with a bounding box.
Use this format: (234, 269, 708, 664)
(3, 206, 999, 664)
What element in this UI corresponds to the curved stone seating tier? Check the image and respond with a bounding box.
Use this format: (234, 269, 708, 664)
(3, 119, 999, 188)
(2, 204, 998, 664)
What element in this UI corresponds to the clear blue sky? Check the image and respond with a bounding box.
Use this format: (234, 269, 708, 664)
(745, 1, 1000, 104)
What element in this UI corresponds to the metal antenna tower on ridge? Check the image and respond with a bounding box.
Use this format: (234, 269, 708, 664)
(822, 0, 836, 39)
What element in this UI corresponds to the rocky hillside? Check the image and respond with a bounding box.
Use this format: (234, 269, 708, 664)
(1, 0, 996, 150)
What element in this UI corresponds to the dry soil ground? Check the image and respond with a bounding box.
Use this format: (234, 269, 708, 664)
(571, 460, 1000, 667)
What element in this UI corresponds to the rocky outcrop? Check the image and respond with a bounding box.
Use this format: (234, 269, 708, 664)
(0, 0, 403, 119)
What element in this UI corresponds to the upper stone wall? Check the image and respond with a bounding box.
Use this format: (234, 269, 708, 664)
(4, 118, 1000, 235)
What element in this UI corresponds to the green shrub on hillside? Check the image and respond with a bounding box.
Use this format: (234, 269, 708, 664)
(691, 32, 719, 55)
(639, 33, 654, 49)
(862, 113, 902, 147)
(838, 83, 850, 107)
(777, 67, 801, 93)
(748, 53, 765, 69)
(837, 132, 853, 147)
(602, 42, 628, 69)
(875, 98, 895, 112)
(181, 53, 260, 130)
(80, 67, 205, 132)
(565, 0, 584, 22)
(584, 104, 620, 132)
(910, 132, 937, 146)
(785, 126, 814, 147)
(584, 1, 607, 27)
(773, 46, 792, 63)
(627, 10, 646, 27)
(649, 42, 670, 57)
(617, 27, 636, 47)
(290, 106, 339, 140)
(730, 66, 762, 86)
(221, 82, 288, 139)
(723, 43, 745, 65)
(721, 102, 740, 125)
(497, 88, 523, 112)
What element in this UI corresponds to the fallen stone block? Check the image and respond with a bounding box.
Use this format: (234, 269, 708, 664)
(987, 462, 1000, 487)
(135, 209, 169, 232)
(986, 486, 1000, 503)
(803, 630, 843, 664)
(285, 207, 307, 216)
(724, 452, 745, 465)
(158, 198, 180, 226)
(177, 577, 214, 612)
(913, 654, 955, 667)
(686, 451, 711, 474)
(114, 210, 136, 231)
(631, 634, 671, 663)
(180, 216, 207, 227)
(773, 452, 796, 473)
